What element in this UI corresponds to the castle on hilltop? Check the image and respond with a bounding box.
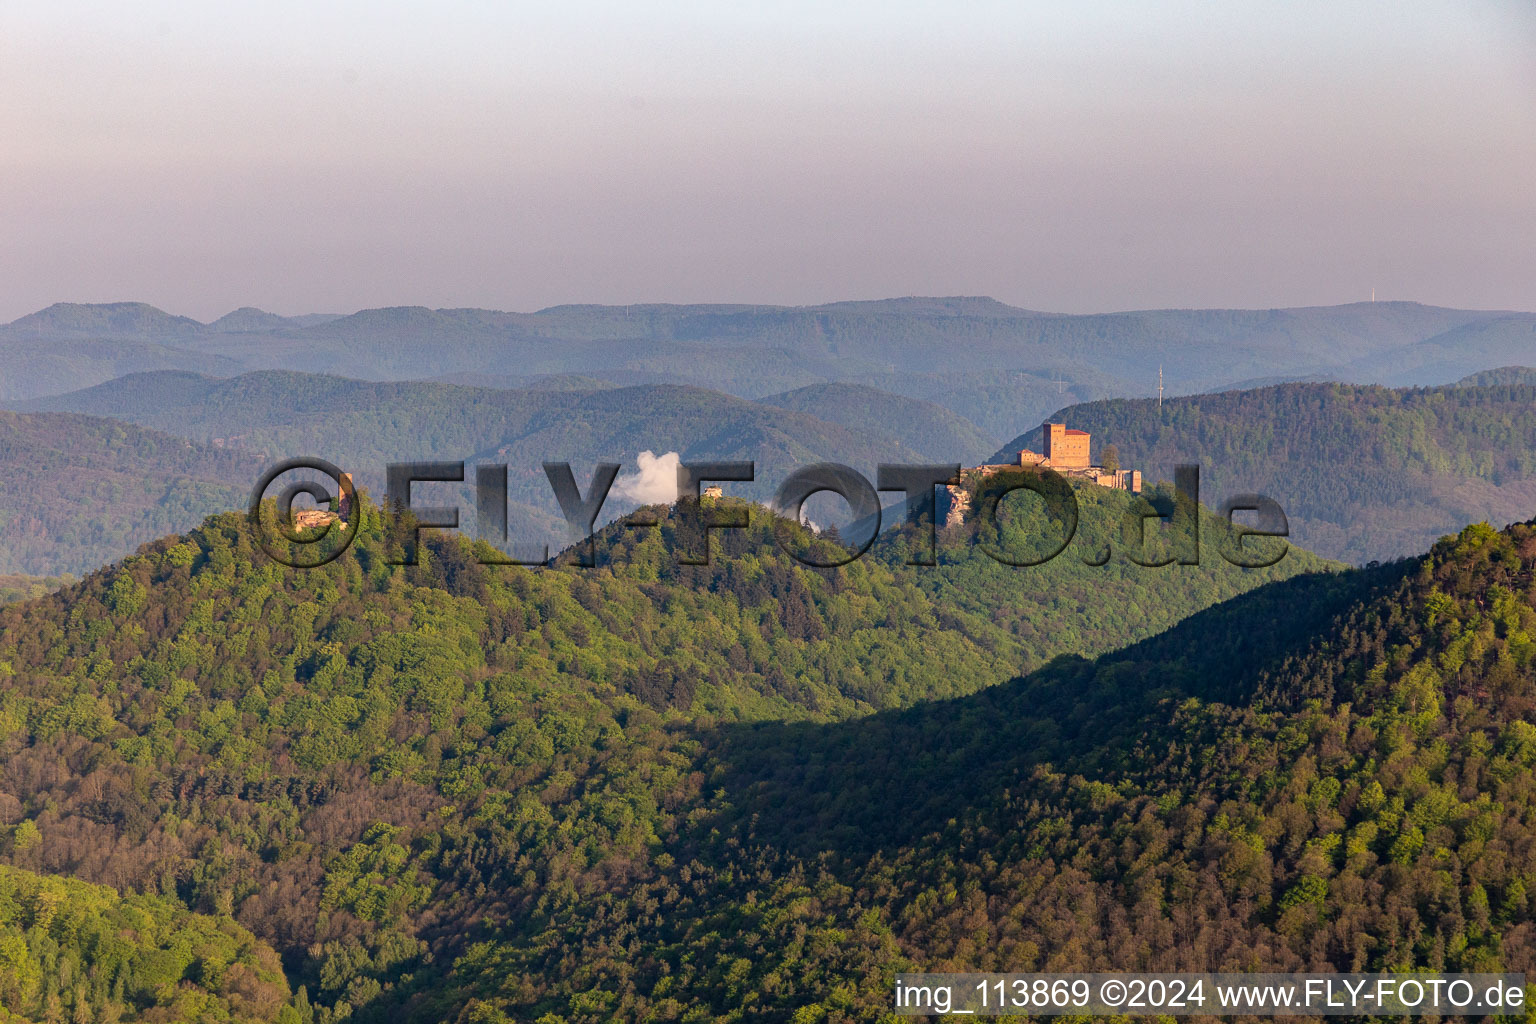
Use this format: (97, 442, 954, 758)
(289, 473, 355, 533)
(943, 423, 1141, 527)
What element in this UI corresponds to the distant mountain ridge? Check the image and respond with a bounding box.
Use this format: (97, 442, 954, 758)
(206, 305, 344, 333)
(7, 300, 339, 338)
(6, 301, 206, 339)
(6, 298, 1535, 432)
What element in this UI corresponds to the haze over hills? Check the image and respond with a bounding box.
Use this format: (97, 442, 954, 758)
(6, 301, 208, 339)
(18, 370, 996, 546)
(208, 306, 345, 333)
(6, 299, 1536, 433)
(742, 382, 998, 464)
(4, 301, 338, 339)
(856, 366, 1129, 439)
(25, 352, 1536, 575)
(0, 333, 243, 404)
(1372, 318, 1536, 386)
(0, 410, 263, 576)
(996, 378, 1536, 564)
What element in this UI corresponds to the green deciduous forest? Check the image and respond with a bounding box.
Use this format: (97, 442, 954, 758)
(0, 863, 290, 1023)
(5, 3, 1536, 1019)
(0, 485, 1332, 1021)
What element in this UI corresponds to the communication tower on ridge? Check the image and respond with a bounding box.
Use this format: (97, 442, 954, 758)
(1158, 365, 1164, 408)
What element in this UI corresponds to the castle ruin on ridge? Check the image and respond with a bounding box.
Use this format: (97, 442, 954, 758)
(943, 423, 1141, 527)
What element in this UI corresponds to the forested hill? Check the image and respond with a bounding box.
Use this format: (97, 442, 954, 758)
(0, 410, 263, 576)
(627, 518, 1536, 1019)
(0, 864, 291, 1022)
(20, 369, 982, 469)
(1455, 365, 1536, 387)
(14, 370, 1008, 575)
(0, 490, 1325, 1022)
(995, 379, 1536, 564)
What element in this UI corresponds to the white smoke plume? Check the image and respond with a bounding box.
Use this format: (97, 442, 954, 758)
(612, 450, 682, 504)
(768, 500, 819, 533)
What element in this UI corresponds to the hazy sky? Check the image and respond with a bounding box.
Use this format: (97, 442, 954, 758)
(3, 1, 1534, 321)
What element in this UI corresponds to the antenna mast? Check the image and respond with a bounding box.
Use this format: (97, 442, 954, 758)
(1158, 365, 1164, 408)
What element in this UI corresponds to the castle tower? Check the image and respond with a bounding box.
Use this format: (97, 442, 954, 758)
(1042, 423, 1090, 469)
